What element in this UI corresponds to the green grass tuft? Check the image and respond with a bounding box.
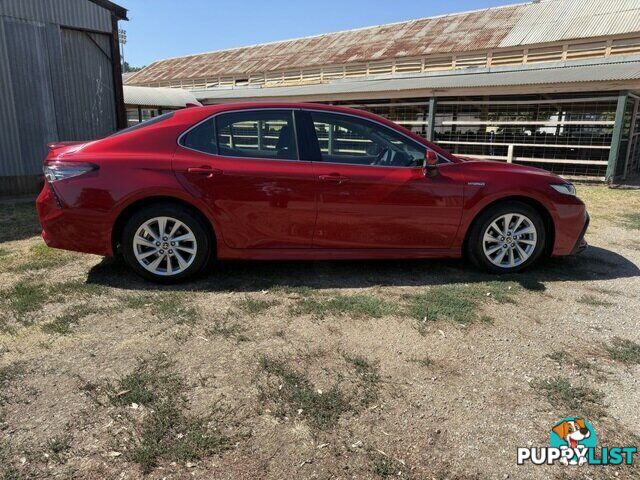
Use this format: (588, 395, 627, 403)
(620, 213, 640, 230)
(122, 293, 199, 325)
(344, 354, 380, 406)
(260, 357, 350, 430)
(0, 203, 40, 242)
(605, 337, 640, 364)
(371, 454, 407, 478)
(404, 282, 518, 330)
(108, 355, 229, 473)
(12, 244, 75, 272)
(2, 280, 47, 321)
(49, 280, 106, 298)
(0, 362, 25, 407)
(41, 304, 103, 335)
(235, 296, 279, 315)
(533, 377, 606, 418)
(48, 433, 72, 463)
(578, 294, 613, 307)
(292, 294, 393, 319)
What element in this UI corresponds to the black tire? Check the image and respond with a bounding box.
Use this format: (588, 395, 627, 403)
(466, 201, 546, 274)
(121, 203, 211, 283)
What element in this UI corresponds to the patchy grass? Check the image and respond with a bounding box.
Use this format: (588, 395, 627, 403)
(2, 280, 48, 321)
(0, 362, 25, 408)
(0, 440, 20, 480)
(344, 355, 380, 407)
(404, 281, 518, 330)
(547, 351, 568, 363)
(578, 294, 614, 307)
(260, 357, 350, 430)
(235, 296, 279, 315)
(547, 351, 595, 372)
(407, 356, 434, 368)
(0, 247, 8, 257)
(0, 203, 40, 243)
(620, 213, 640, 230)
(206, 319, 248, 342)
(0, 363, 25, 385)
(605, 337, 640, 365)
(42, 304, 103, 335)
(371, 453, 408, 478)
(292, 293, 393, 319)
(533, 377, 606, 418)
(122, 293, 199, 325)
(49, 280, 106, 298)
(48, 433, 72, 463)
(12, 244, 75, 272)
(272, 285, 316, 297)
(107, 355, 229, 473)
(108, 356, 178, 407)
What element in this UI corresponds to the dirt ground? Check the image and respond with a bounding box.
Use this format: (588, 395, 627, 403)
(1, 185, 639, 479)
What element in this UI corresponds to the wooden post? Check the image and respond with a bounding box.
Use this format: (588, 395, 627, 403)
(427, 97, 437, 142)
(606, 91, 629, 182)
(622, 97, 639, 180)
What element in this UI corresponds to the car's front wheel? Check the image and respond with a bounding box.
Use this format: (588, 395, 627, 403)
(121, 203, 211, 283)
(467, 201, 546, 274)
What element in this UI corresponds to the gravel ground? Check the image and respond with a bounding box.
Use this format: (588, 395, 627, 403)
(0, 184, 639, 479)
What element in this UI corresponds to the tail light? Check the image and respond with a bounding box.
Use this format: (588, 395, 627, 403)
(43, 161, 98, 182)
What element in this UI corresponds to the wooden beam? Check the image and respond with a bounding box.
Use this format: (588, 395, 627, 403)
(606, 91, 630, 181)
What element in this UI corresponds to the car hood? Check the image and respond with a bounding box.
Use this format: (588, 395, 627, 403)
(455, 158, 564, 180)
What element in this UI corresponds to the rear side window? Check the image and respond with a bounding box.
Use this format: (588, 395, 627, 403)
(182, 118, 217, 155)
(216, 110, 297, 160)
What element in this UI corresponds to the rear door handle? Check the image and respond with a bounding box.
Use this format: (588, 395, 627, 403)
(319, 174, 349, 184)
(187, 166, 223, 176)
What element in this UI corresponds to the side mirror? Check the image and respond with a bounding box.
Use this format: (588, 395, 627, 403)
(423, 150, 439, 177)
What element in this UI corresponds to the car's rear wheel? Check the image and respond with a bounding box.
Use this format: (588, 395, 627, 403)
(121, 204, 211, 283)
(467, 201, 546, 274)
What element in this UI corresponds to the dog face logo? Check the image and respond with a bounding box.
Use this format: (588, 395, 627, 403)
(552, 418, 591, 449)
(550, 417, 597, 465)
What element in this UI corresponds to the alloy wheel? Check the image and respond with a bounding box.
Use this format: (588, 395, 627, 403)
(482, 213, 537, 269)
(133, 216, 197, 276)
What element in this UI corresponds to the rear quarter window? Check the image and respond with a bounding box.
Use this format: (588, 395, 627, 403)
(110, 112, 175, 137)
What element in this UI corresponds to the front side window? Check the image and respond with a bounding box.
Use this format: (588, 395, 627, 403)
(216, 110, 298, 160)
(309, 111, 426, 167)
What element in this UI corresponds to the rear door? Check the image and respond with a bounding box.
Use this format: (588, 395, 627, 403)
(300, 110, 463, 249)
(173, 109, 317, 249)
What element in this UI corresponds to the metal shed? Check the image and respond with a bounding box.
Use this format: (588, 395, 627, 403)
(0, 0, 127, 196)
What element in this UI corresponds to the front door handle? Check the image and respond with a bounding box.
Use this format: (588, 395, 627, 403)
(187, 166, 223, 177)
(319, 174, 349, 185)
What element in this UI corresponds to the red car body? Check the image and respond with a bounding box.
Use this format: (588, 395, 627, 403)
(37, 102, 588, 266)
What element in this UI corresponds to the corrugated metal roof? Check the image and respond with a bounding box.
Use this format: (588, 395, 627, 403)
(191, 57, 640, 102)
(499, 0, 640, 46)
(123, 86, 202, 107)
(0, 0, 116, 33)
(128, 0, 640, 85)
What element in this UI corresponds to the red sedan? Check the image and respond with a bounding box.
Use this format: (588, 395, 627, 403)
(37, 103, 589, 283)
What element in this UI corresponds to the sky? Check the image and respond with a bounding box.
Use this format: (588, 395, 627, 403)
(117, 0, 518, 67)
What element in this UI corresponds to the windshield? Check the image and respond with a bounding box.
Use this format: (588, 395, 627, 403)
(110, 112, 175, 137)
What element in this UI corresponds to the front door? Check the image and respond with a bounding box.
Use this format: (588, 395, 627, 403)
(301, 110, 463, 249)
(174, 109, 317, 249)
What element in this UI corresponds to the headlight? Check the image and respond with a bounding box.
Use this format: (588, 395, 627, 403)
(550, 183, 576, 196)
(43, 161, 97, 182)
